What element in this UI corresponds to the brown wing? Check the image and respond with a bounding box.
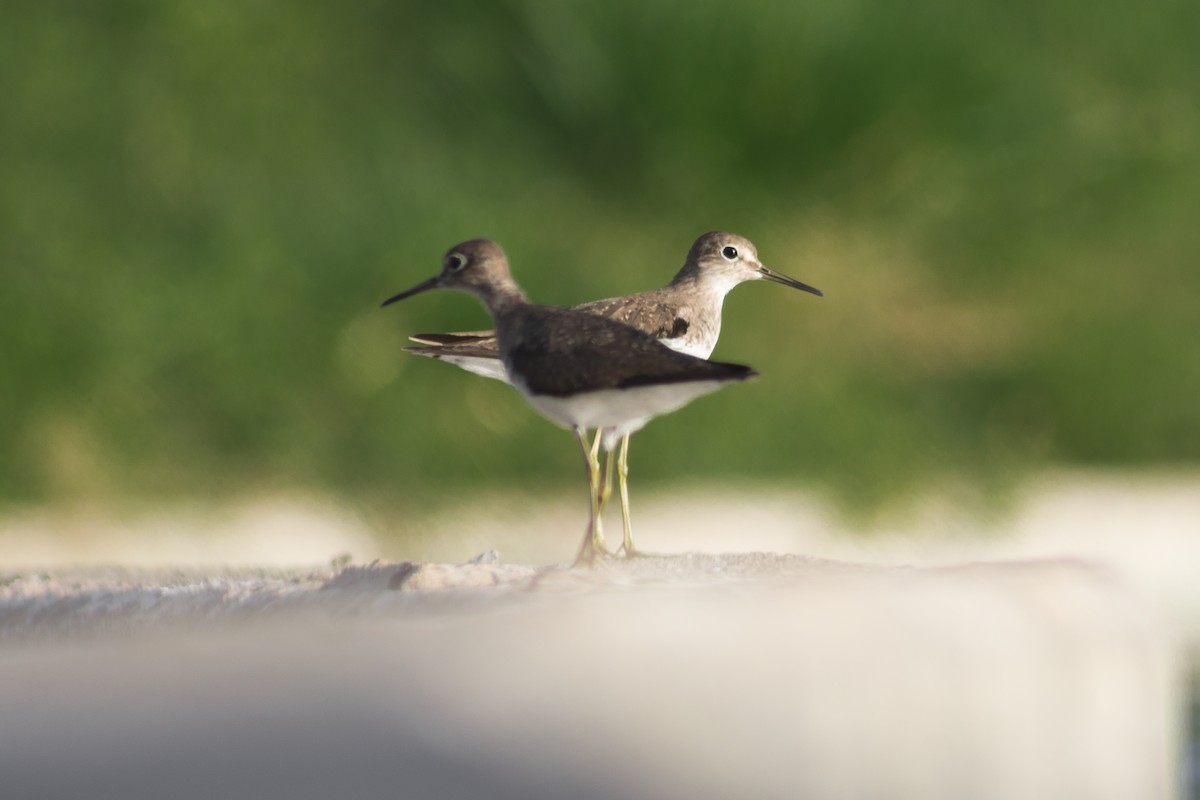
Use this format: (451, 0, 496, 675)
(575, 295, 690, 340)
(410, 291, 688, 348)
(507, 306, 753, 398)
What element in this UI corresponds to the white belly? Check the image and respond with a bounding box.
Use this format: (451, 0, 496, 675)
(519, 379, 733, 449)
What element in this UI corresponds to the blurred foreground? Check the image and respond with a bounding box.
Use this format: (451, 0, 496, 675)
(0, 470, 1194, 798)
(0, 554, 1178, 800)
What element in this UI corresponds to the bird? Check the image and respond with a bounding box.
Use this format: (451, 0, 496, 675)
(381, 238, 759, 563)
(400, 232, 822, 556)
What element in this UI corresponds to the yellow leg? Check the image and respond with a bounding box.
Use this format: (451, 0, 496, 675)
(617, 434, 638, 556)
(573, 428, 609, 565)
(592, 430, 612, 524)
(591, 430, 613, 556)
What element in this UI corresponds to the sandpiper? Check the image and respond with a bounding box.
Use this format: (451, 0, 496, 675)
(403, 232, 822, 555)
(382, 239, 758, 563)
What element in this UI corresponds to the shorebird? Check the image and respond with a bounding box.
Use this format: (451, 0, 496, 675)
(382, 239, 758, 563)
(402, 232, 822, 555)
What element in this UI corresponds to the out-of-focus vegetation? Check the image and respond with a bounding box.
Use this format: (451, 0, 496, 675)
(3, 0, 1198, 513)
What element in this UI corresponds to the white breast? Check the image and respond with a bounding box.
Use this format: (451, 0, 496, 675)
(658, 335, 716, 360)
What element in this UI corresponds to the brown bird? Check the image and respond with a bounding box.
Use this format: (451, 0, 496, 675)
(383, 238, 763, 563)
(401, 232, 822, 556)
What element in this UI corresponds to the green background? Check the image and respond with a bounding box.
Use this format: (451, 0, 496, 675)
(3, 0, 1198, 517)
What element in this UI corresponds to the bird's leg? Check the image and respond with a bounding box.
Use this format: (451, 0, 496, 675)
(595, 429, 618, 553)
(600, 444, 618, 555)
(594, 429, 613, 518)
(616, 434, 642, 557)
(573, 427, 608, 565)
(590, 429, 614, 556)
(591, 429, 610, 552)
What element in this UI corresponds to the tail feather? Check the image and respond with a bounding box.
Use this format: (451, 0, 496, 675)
(408, 331, 495, 346)
(403, 344, 502, 361)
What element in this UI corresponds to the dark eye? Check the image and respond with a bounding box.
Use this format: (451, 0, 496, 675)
(444, 253, 467, 271)
(721, 245, 739, 260)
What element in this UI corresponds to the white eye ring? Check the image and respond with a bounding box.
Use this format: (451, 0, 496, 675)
(445, 253, 467, 271)
(721, 245, 739, 261)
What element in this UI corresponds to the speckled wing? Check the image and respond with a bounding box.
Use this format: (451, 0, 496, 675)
(576, 295, 691, 341)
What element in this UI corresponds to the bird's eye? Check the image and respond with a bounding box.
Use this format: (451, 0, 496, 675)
(721, 245, 739, 261)
(445, 253, 467, 272)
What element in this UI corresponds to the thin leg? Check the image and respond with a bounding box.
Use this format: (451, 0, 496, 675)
(590, 430, 613, 556)
(594, 429, 613, 517)
(617, 434, 639, 556)
(589, 429, 607, 547)
(601, 446, 617, 556)
(573, 427, 608, 565)
(594, 447, 615, 556)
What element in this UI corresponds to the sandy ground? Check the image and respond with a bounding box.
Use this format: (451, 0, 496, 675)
(0, 471, 1195, 799)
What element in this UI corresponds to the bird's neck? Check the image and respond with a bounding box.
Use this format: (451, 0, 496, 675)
(476, 278, 528, 319)
(670, 266, 737, 316)
(667, 262, 701, 289)
(469, 281, 529, 352)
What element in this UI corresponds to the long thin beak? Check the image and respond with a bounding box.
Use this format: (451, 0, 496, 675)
(381, 275, 441, 307)
(758, 265, 823, 297)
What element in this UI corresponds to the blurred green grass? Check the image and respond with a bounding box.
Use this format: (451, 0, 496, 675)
(2, 0, 1198, 513)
